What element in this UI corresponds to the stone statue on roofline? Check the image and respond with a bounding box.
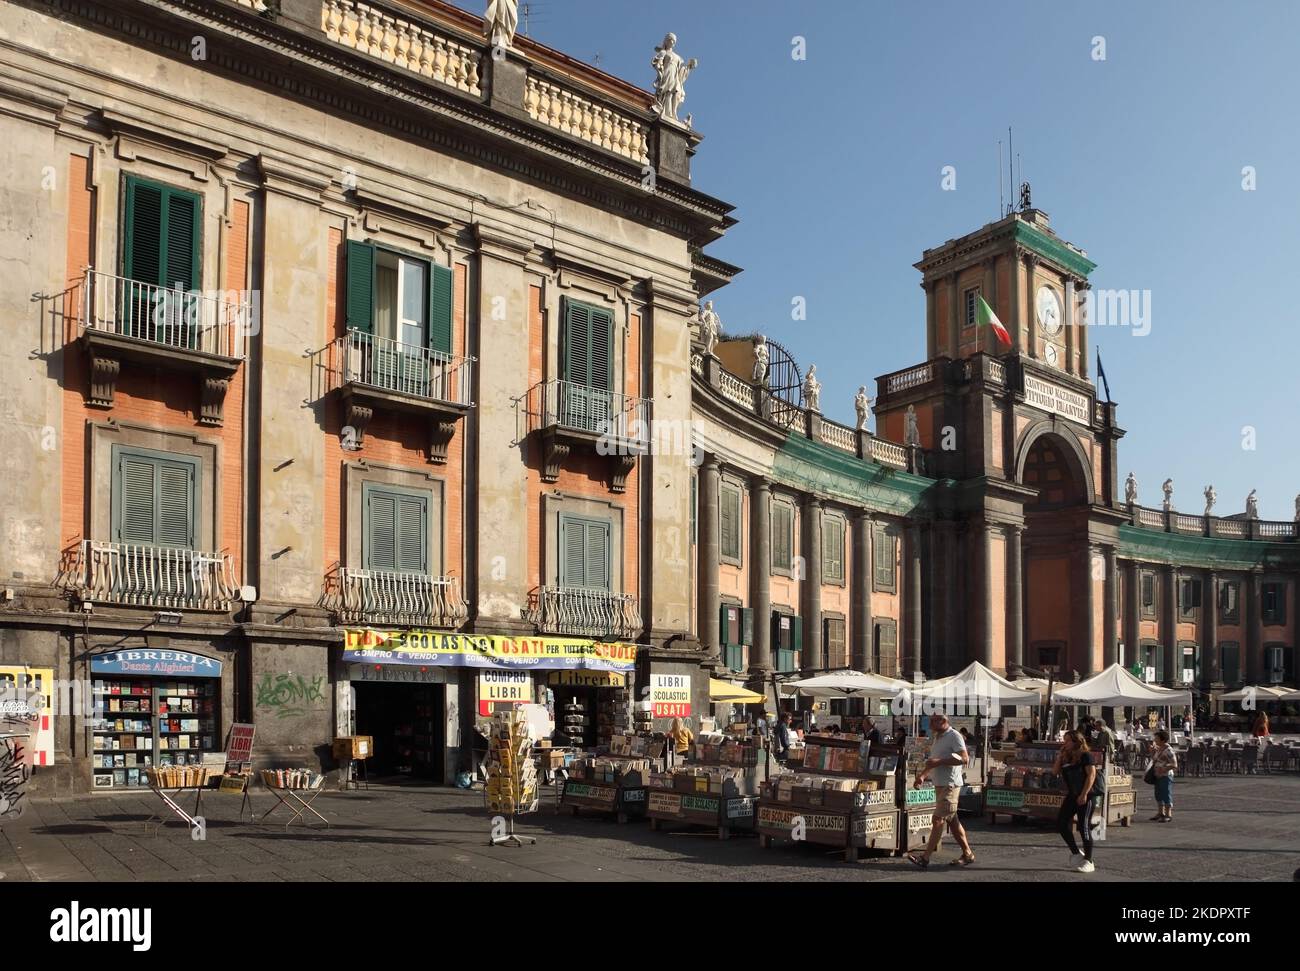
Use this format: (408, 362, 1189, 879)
(802, 365, 821, 412)
(751, 334, 769, 385)
(1124, 472, 1137, 506)
(904, 405, 920, 446)
(484, 0, 519, 49)
(1162, 478, 1174, 512)
(651, 33, 698, 123)
(1246, 489, 1259, 520)
(855, 386, 871, 431)
(1204, 485, 1216, 516)
(697, 300, 720, 357)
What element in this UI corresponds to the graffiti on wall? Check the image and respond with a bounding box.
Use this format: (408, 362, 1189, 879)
(255, 673, 326, 719)
(0, 684, 40, 822)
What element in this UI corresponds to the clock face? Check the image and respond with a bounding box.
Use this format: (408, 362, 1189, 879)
(1036, 285, 1063, 335)
(1044, 342, 1061, 368)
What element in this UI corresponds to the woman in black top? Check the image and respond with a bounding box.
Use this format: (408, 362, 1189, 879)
(1052, 730, 1098, 873)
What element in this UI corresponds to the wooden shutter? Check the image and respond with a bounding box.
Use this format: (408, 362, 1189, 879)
(562, 299, 613, 391)
(589, 305, 612, 392)
(395, 495, 427, 573)
(740, 607, 754, 646)
(118, 456, 157, 544)
(560, 515, 611, 590)
(123, 176, 200, 290)
(824, 618, 846, 668)
(873, 526, 895, 589)
(719, 605, 733, 647)
(346, 240, 375, 334)
(822, 516, 844, 580)
(772, 503, 792, 571)
(791, 616, 803, 652)
(584, 519, 610, 590)
(429, 262, 453, 355)
(113, 450, 196, 549)
(720, 484, 740, 561)
(366, 491, 397, 571)
(365, 487, 428, 573)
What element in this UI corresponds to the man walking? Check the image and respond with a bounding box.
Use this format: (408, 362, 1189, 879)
(908, 713, 975, 868)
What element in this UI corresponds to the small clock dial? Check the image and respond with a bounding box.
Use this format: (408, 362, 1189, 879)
(1044, 342, 1060, 368)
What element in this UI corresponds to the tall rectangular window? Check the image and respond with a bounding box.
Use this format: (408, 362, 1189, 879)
(824, 617, 847, 669)
(872, 524, 897, 593)
(1264, 645, 1287, 684)
(363, 484, 429, 573)
(822, 515, 845, 583)
(1178, 577, 1201, 617)
(873, 621, 898, 676)
(1219, 581, 1239, 623)
(123, 175, 201, 292)
(1220, 643, 1241, 687)
(111, 446, 199, 549)
(345, 239, 453, 354)
(771, 501, 794, 574)
(1262, 582, 1286, 625)
(963, 287, 980, 328)
(1140, 572, 1156, 618)
(558, 513, 612, 591)
(719, 482, 741, 563)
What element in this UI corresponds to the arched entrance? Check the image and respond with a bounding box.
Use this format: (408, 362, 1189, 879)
(1017, 426, 1096, 680)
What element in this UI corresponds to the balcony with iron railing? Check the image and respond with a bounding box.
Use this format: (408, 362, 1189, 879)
(334, 568, 468, 629)
(73, 540, 241, 612)
(526, 586, 643, 640)
(321, 330, 475, 464)
(517, 379, 652, 493)
(77, 269, 249, 425)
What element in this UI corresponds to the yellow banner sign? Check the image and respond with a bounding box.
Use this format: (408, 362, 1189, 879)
(343, 629, 637, 672)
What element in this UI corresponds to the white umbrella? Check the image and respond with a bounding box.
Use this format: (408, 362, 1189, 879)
(911, 661, 1042, 706)
(1053, 663, 1192, 707)
(1218, 685, 1290, 702)
(1277, 689, 1300, 703)
(780, 670, 909, 699)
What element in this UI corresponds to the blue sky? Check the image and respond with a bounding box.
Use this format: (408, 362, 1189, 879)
(493, 0, 1300, 519)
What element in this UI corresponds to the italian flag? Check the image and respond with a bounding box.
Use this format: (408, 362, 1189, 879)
(976, 294, 1012, 347)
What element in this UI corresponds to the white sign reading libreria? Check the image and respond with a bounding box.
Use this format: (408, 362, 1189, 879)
(1023, 373, 1091, 426)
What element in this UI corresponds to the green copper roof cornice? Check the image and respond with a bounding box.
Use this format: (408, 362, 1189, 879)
(773, 433, 935, 517)
(1117, 525, 1300, 571)
(1014, 221, 1097, 279)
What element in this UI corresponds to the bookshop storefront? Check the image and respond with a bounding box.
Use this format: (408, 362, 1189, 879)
(88, 646, 230, 791)
(338, 629, 640, 785)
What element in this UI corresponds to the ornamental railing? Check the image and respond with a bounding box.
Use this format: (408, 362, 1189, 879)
(524, 75, 650, 163)
(321, 0, 482, 95)
(80, 269, 248, 359)
(75, 541, 240, 611)
(336, 569, 467, 628)
(528, 586, 642, 640)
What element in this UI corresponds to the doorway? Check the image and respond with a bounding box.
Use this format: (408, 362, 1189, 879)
(353, 681, 445, 782)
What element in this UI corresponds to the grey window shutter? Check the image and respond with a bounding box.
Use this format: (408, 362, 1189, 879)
(772, 504, 792, 571)
(367, 492, 397, 571)
(584, 519, 610, 590)
(589, 305, 613, 392)
(157, 462, 194, 549)
(561, 515, 585, 587)
(395, 495, 427, 573)
(118, 456, 157, 545)
(720, 485, 739, 560)
(562, 300, 591, 387)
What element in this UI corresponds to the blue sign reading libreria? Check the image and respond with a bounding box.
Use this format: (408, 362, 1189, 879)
(91, 650, 223, 679)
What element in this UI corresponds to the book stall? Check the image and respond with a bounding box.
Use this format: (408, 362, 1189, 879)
(755, 731, 901, 863)
(645, 726, 765, 839)
(142, 763, 221, 836)
(983, 741, 1134, 828)
(485, 709, 539, 846)
(561, 730, 666, 824)
(257, 767, 329, 829)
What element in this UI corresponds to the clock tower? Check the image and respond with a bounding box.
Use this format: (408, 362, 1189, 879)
(874, 207, 1128, 681)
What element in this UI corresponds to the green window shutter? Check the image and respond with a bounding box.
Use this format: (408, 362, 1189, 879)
(589, 305, 613, 392)
(124, 178, 164, 286)
(429, 263, 453, 355)
(346, 240, 376, 334)
(123, 176, 200, 291)
(823, 517, 843, 580)
(873, 527, 895, 590)
(772, 503, 792, 571)
(584, 519, 610, 590)
(395, 496, 427, 573)
(157, 462, 195, 549)
(364, 486, 429, 573)
(562, 300, 591, 387)
(791, 616, 803, 652)
(719, 605, 732, 647)
(118, 456, 157, 544)
(740, 607, 754, 646)
(366, 492, 397, 571)
(720, 484, 740, 561)
(112, 448, 198, 549)
(559, 514, 611, 590)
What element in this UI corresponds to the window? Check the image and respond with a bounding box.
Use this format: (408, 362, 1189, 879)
(1218, 581, 1239, 623)
(1139, 641, 1163, 683)
(824, 617, 847, 669)
(1178, 577, 1201, 617)
(558, 513, 611, 591)
(111, 446, 199, 549)
(1140, 572, 1156, 618)
(363, 483, 429, 573)
(1035, 642, 1063, 674)
(1219, 642, 1241, 687)
(720, 482, 741, 563)
(556, 297, 615, 432)
(873, 620, 898, 676)
(822, 514, 845, 583)
(1177, 643, 1195, 684)
(963, 287, 980, 328)
(345, 240, 453, 354)
(872, 524, 897, 593)
(1264, 645, 1288, 685)
(770, 501, 794, 574)
(122, 175, 202, 342)
(772, 611, 801, 672)
(1262, 582, 1286, 625)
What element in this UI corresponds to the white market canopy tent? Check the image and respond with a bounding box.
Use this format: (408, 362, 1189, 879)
(1218, 685, 1292, 703)
(1052, 663, 1192, 708)
(1011, 677, 1051, 699)
(780, 670, 909, 699)
(912, 661, 1041, 706)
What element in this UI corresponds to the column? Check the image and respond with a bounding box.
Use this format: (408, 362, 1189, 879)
(1021, 251, 1036, 358)
(851, 511, 873, 672)
(1161, 564, 1178, 686)
(947, 275, 959, 361)
(697, 456, 721, 662)
(1245, 571, 1263, 683)
(1103, 546, 1119, 667)
(1006, 525, 1024, 675)
(1203, 570, 1220, 687)
(1075, 277, 1090, 379)
(976, 524, 993, 669)
(748, 478, 772, 674)
(1080, 545, 1097, 677)
(800, 495, 823, 673)
(1123, 560, 1140, 669)
(905, 524, 923, 676)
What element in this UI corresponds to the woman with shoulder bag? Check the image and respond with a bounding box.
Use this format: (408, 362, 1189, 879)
(1149, 730, 1177, 822)
(1052, 731, 1099, 873)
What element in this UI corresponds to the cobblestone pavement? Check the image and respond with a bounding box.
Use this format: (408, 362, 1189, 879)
(1, 774, 1295, 882)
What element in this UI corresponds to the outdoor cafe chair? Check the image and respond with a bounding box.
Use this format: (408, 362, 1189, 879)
(1240, 745, 1259, 775)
